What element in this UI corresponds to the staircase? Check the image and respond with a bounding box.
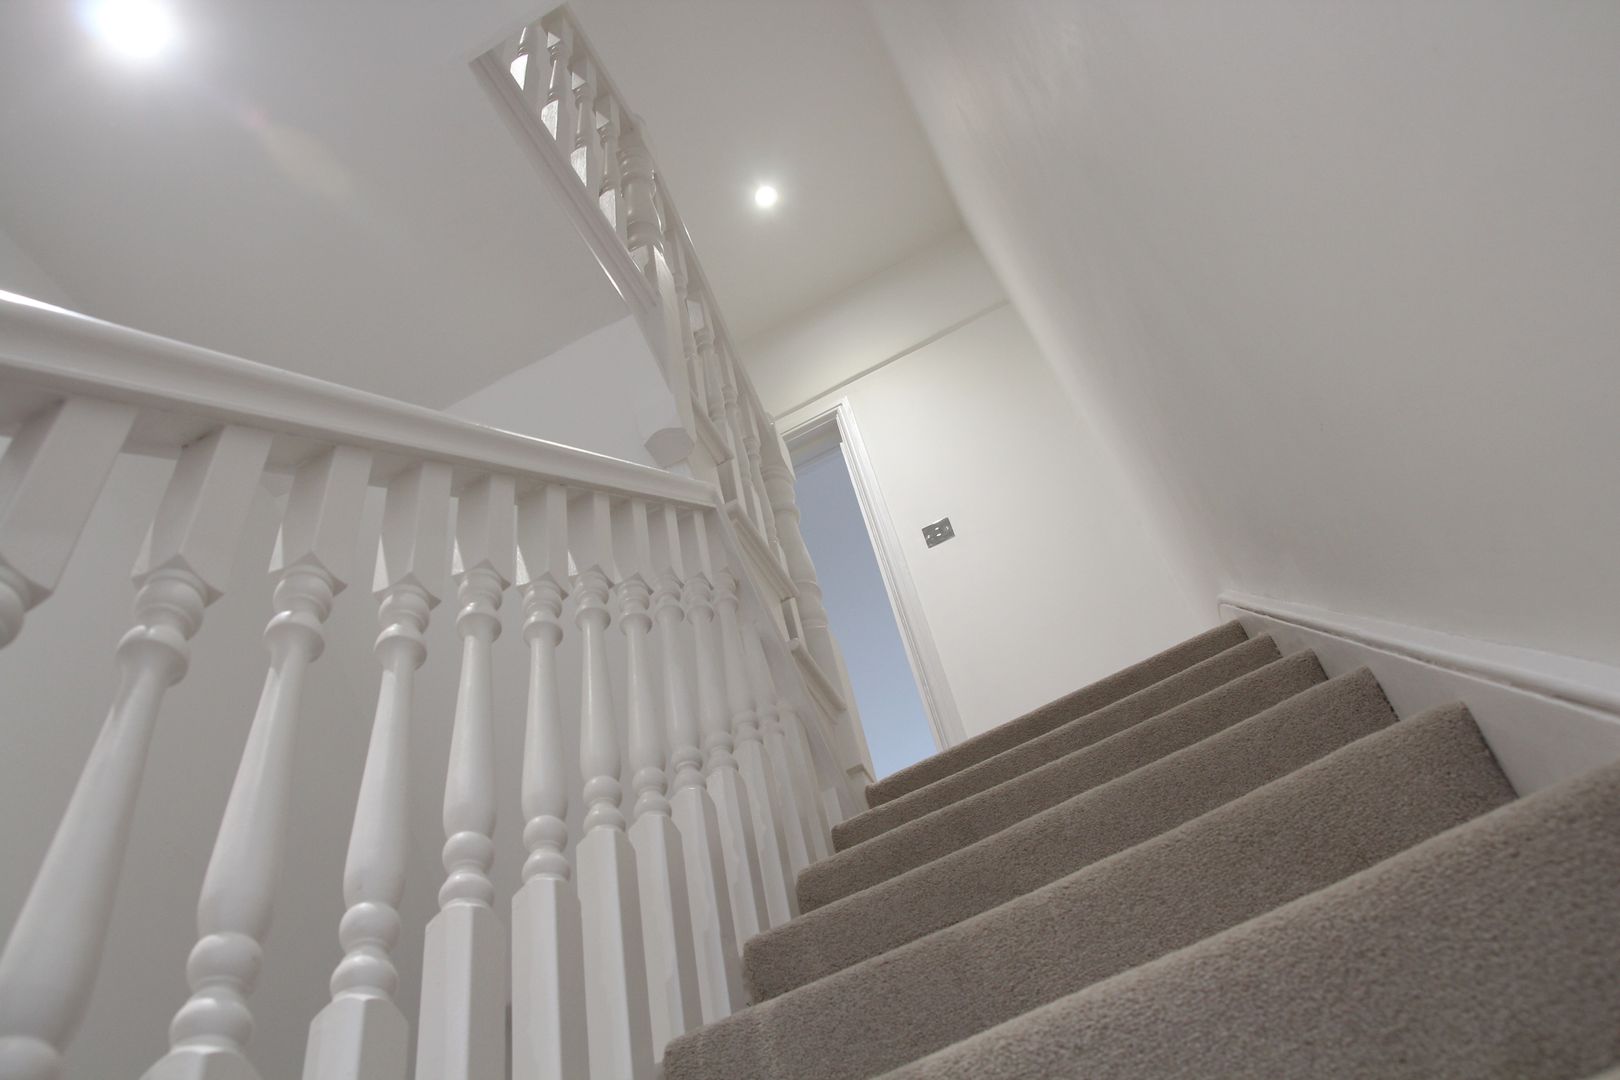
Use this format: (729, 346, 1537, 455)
(663, 622, 1620, 1080)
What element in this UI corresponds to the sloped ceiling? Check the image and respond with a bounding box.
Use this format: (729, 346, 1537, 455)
(872, 0, 1620, 664)
(0, 0, 626, 407)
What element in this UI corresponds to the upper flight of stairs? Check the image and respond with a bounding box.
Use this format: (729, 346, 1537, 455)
(662, 621, 1620, 1080)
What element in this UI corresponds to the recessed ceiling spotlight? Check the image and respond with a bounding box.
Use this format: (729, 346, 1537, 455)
(754, 184, 779, 209)
(87, 0, 178, 60)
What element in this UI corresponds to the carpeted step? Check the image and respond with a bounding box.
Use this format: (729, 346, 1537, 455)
(831, 633, 1280, 851)
(662, 704, 1514, 1080)
(800, 646, 1311, 913)
(748, 667, 1394, 1000)
(880, 739, 1620, 1080)
(864, 621, 1248, 807)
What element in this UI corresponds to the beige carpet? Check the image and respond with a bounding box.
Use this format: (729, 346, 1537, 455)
(864, 621, 1248, 806)
(664, 704, 1515, 1080)
(830, 633, 1280, 850)
(801, 644, 1305, 912)
(747, 667, 1395, 1000)
(879, 743, 1620, 1080)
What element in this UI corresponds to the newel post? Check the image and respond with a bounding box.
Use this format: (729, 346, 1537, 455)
(303, 462, 452, 1080)
(147, 444, 372, 1080)
(0, 425, 270, 1080)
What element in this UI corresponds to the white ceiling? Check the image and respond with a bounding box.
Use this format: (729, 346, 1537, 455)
(555, 0, 965, 341)
(0, 0, 625, 407)
(0, 0, 962, 407)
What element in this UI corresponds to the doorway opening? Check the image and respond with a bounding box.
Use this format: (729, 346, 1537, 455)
(785, 402, 963, 778)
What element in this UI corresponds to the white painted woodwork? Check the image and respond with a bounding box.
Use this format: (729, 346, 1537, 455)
(711, 566, 797, 925)
(569, 493, 654, 1080)
(146, 444, 371, 1080)
(509, 483, 587, 1080)
(414, 476, 513, 1080)
(0, 397, 136, 649)
(651, 506, 745, 1021)
(677, 511, 770, 955)
(1220, 592, 1620, 796)
(0, 425, 271, 1080)
(613, 499, 701, 1060)
(742, 628, 821, 874)
(303, 463, 452, 1080)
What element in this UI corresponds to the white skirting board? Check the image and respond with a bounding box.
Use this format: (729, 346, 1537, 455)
(1219, 592, 1620, 797)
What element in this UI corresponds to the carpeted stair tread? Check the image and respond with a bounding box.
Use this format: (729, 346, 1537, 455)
(831, 633, 1281, 850)
(880, 740, 1620, 1080)
(799, 646, 1310, 914)
(748, 667, 1395, 1000)
(662, 704, 1515, 1080)
(864, 621, 1248, 807)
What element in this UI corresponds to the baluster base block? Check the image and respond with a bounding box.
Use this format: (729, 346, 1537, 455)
(705, 767, 767, 954)
(628, 812, 701, 1058)
(415, 905, 505, 1080)
(734, 740, 797, 925)
(143, 1046, 261, 1080)
(669, 784, 746, 1020)
(511, 876, 588, 1080)
(576, 827, 655, 1080)
(301, 995, 407, 1080)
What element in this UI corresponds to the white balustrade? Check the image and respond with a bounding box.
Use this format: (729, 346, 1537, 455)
(675, 544, 765, 960)
(712, 564, 798, 926)
(570, 493, 654, 1080)
(510, 483, 588, 1080)
(0, 424, 271, 1080)
(651, 507, 745, 1021)
(415, 476, 513, 1080)
(147, 444, 372, 1080)
(613, 499, 702, 1059)
(5, 14, 877, 1071)
(304, 463, 452, 1080)
(0, 397, 136, 649)
(742, 628, 815, 879)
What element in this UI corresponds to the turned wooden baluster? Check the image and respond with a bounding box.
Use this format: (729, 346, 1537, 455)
(736, 391, 780, 552)
(740, 628, 814, 880)
(711, 560, 797, 925)
(303, 463, 451, 1080)
(514, 22, 545, 105)
(0, 425, 270, 1080)
(597, 95, 629, 246)
(618, 122, 663, 291)
(539, 15, 576, 148)
(511, 484, 587, 1080)
(0, 397, 136, 649)
(572, 53, 603, 190)
(145, 444, 371, 1080)
(692, 316, 749, 516)
(675, 512, 767, 956)
(662, 239, 709, 429)
(569, 492, 654, 1080)
(415, 475, 513, 1080)
(612, 498, 701, 1060)
(712, 340, 770, 538)
(651, 506, 745, 1021)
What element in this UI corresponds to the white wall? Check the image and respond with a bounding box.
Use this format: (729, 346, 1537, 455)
(746, 231, 1207, 739)
(448, 313, 682, 467)
(0, 226, 72, 307)
(873, 0, 1620, 669)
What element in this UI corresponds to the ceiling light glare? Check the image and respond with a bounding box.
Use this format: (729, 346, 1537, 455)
(754, 184, 779, 209)
(88, 0, 178, 60)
